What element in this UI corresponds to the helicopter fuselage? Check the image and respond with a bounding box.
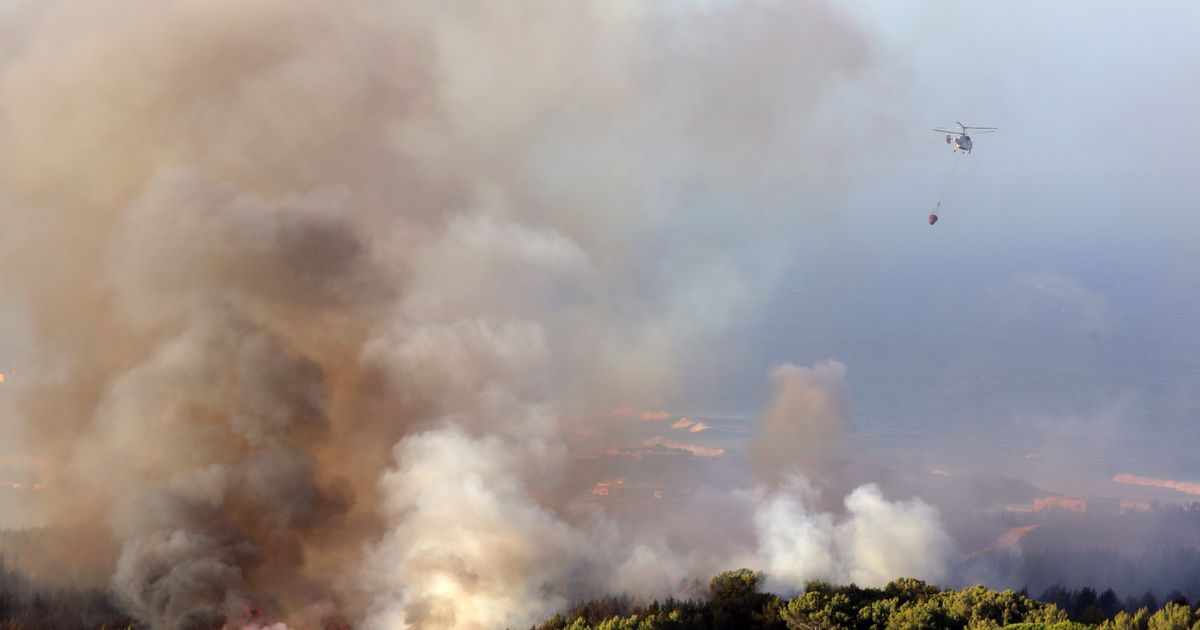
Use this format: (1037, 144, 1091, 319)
(946, 134, 973, 153)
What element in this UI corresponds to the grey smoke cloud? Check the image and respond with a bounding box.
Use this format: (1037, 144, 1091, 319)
(71, 308, 348, 628)
(0, 1, 947, 628)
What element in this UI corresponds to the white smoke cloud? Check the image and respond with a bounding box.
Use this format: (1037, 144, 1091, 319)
(753, 474, 953, 593)
(364, 421, 579, 630)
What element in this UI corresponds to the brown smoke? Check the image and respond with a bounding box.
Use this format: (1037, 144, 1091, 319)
(0, 1, 925, 628)
(749, 361, 850, 486)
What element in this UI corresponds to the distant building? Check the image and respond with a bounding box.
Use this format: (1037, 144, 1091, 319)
(590, 477, 626, 496)
(1034, 496, 1086, 514)
(590, 477, 671, 501)
(1120, 499, 1152, 513)
(1033, 495, 1121, 516)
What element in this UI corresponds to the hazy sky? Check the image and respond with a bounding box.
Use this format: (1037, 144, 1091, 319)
(682, 2, 1200, 488)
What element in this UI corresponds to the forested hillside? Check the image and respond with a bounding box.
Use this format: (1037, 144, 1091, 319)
(531, 570, 1200, 630)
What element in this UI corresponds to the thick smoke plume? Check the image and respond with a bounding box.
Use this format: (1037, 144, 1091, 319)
(748, 363, 952, 593)
(0, 1, 948, 628)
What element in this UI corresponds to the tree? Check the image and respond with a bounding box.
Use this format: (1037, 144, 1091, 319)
(1075, 588, 1098, 607)
(884, 579, 941, 605)
(1099, 590, 1123, 619)
(1147, 602, 1196, 630)
(1100, 608, 1151, 630)
(708, 569, 780, 630)
(783, 589, 857, 630)
(1041, 586, 1072, 616)
(884, 601, 944, 630)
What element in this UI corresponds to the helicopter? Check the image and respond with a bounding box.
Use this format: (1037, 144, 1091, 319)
(933, 121, 997, 154)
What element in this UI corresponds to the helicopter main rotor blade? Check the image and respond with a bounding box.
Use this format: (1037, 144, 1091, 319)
(963, 126, 998, 130)
(933, 128, 962, 134)
(970, 129, 997, 133)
